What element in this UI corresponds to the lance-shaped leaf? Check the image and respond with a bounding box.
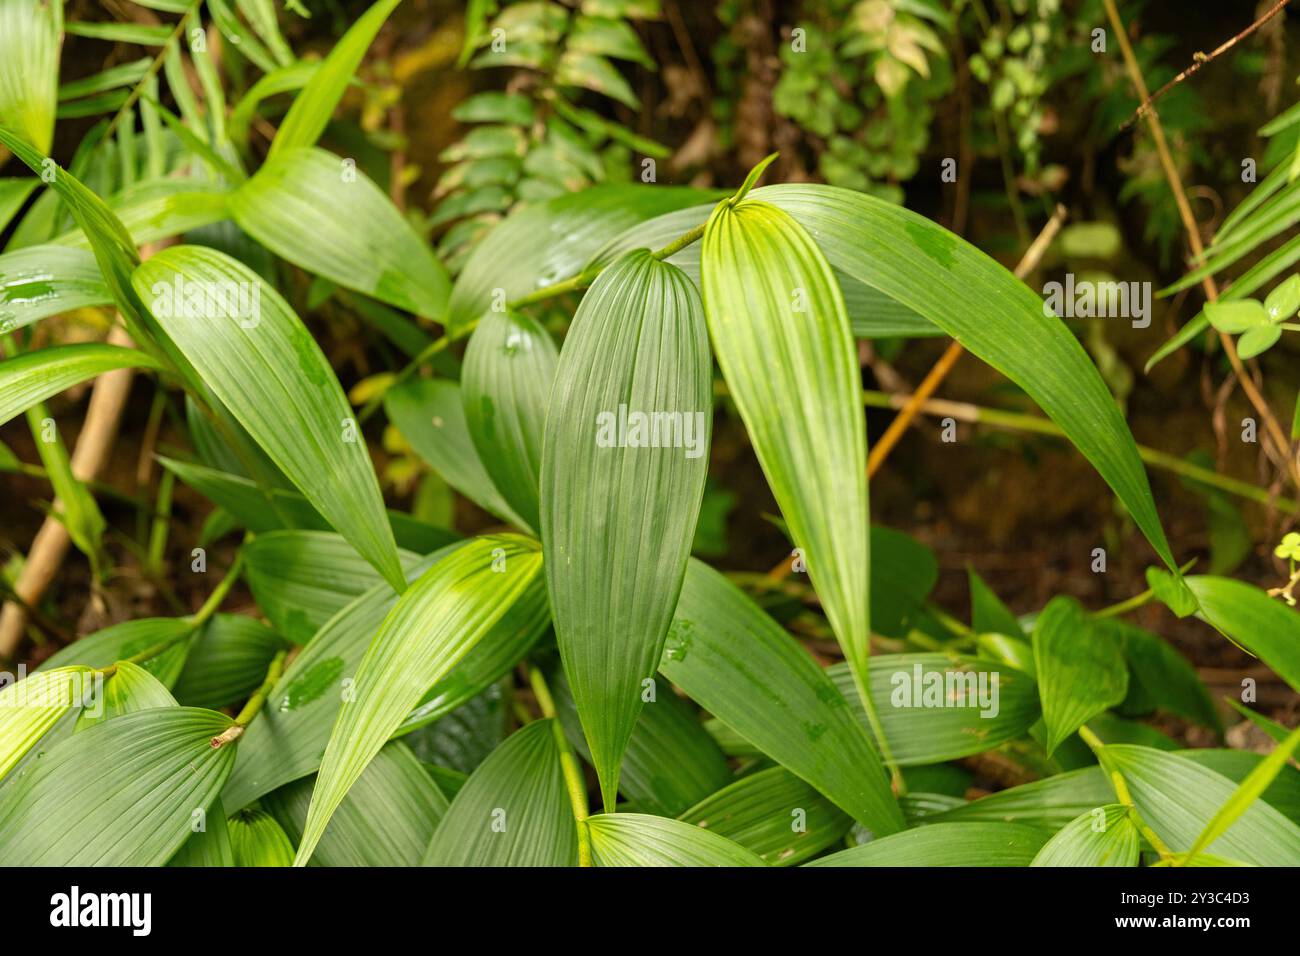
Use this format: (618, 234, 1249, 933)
(1032, 597, 1128, 754)
(268, 0, 403, 159)
(294, 534, 545, 864)
(754, 183, 1181, 581)
(541, 249, 711, 809)
(666, 560, 904, 837)
(1102, 745, 1300, 866)
(265, 741, 448, 867)
(1186, 575, 1300, 693)
(422, 718, 578, 867)
(588, 813, 766, 867)
(701, 197, 870, 697)
(231, 146, 450, 319)
(462, 309, 559, 532)
(809, 822, 1052, 867)
(0, 0, 61, 154)
(929, 766, 1115, 829)
(0, 707, 237, 865)
(1030, 804, 1140, 867)
(385, 376, 530, 529)
(0, 245, 113, 333)
(243, 530, 423, 643)
(132, 245, 405, 591)
(677, 767, 852, 866)
(0, 666, 95, 781)
(39, 617, 194, 687)
(0, 344, 163, 428)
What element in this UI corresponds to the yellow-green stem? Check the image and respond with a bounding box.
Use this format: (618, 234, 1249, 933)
(528, 665, 593, 866)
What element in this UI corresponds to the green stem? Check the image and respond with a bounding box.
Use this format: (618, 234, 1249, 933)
(1079, 724, 1176, 862)
(529, 665, 592, 866)
(211, 647, 287, 748)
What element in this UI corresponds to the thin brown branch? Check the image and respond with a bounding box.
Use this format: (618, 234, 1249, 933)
(1122, 0, 1293, 130)
(1104, 0, 1300, 492)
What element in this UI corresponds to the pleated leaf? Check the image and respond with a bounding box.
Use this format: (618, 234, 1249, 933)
(295, 534, 546, 864)
(0, 245, 113, 333)
(39, 617, 193, 687)
(0, 343, 162, 428)
(171, 615, 288, 710)
(243, 530, 423, 643)
(461, 309, 558, 531)
(264, 741, 448, 867)
(1030, 804, 1140, 867)
(1101, 744, 1300, 865)
(231, 146, 449, 318)
(1187, 575, 1300, 693)
(75, 661, 175, 730)
(0, 0, 61, 153)
(229, 808, 295, 867)
(421, 718, 578, 866)
(701, 198, 870, 696)
(754, 183, 1181, 580)
(132, 245, 405, 591)
(665, 559, 904, 837)
(827, 654, 1041, 765)
(929, 766, 1116, 829)
(168, 797, 234, 867)
(268, 0, 403, 159)
(588, 812, 766, 867)
(541, 249, 711, 809)
(1032, 597, 1128, 754)
(0, 666, 94, 781)
(677, 767, 852, 866)
(809, 822, 1052, 867)
(0, 707, 237, 865)
(385, 377, 530, 529)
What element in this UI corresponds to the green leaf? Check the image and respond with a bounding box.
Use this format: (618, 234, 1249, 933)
(0, 343, 162, 427)
(871, 527, 937, 637)
(1032, 597, 1128, 753)
(39, 617, 193, 687)
(385, 377, 530, 529)
(589, 812, 767, 866)
(928, 766, 1116, 829)
(268, 0, 403, 159)
(462, 309, 558, 532)
(1186, 724, 1300, 862)
(968, 568, 1026, 638)
(1237, 324, 1281, 359)
(551, 668, 731, 817)
(1186, 575, 1300, 693)
(0, 177, 39, 233)
(1105, 617, 1220, 731)
(0, 707, 237, 865)
(447, 183, 724, 329)
(1101, 744, 1300, 865)
(1030, 804, 1140, 867)
(223, 547, 456, 811)
(809, 822, 1052, 866)
(229, 808, 295, 866)
(0, 666, 94, 781)
(168, 797, 234, 867)
(542, 249, 711, 809)
(755, 183, 1181, 579)
(243, 530, 423, 644)
(264, 742, 448, 866)
(702, 198, 872, 711)
(75, 660, 175, 730)
(294, 534, 545, 864)
(677, 766, 852, 865)
(1204, 300, 1270, 333)
(0, 245, 114, 334)
(172, 614, 288, 710)
(422, 719, 578, 866)
(665, 559, 904, 837)
(64, 20, 173, 45)
(231, 146, 450, 319)
(0, 0, 62, 153)
(1183, 748, 1300, 826)
(133, 245, 405, 591)
(828, 654, 1041, 765)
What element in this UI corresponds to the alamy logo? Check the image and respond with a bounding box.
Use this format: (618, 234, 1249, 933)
(595, 405, 707, 459)
(150, 275, 261, 328)
(1042, 274, 1151, 328)
(0, 666, 104, 718)
(889, 662, 1000, 718)
(50, 886, 151, 936)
